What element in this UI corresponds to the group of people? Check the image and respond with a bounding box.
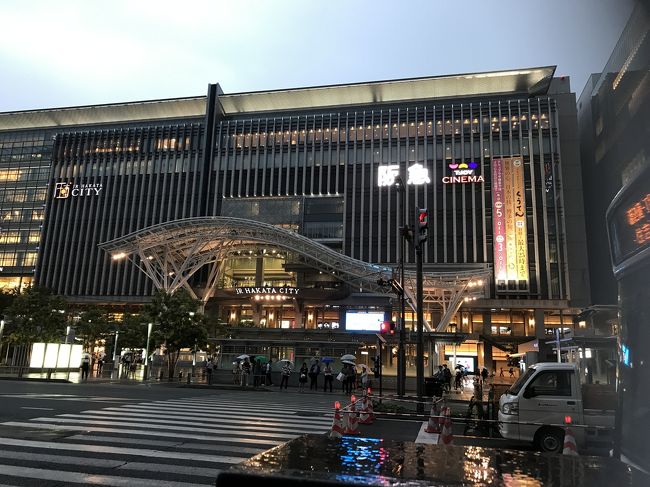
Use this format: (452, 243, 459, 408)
(79, 352, 106, 380)
(433, 364, 493, 393)
(231, 358, 273, 387)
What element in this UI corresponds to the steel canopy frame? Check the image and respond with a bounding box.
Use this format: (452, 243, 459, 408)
(99, 217, 492, 331)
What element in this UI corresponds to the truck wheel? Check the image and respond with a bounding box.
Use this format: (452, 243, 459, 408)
(536, 427, 564, 453)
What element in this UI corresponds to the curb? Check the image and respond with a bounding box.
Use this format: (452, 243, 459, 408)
(0, 377, 72, 383)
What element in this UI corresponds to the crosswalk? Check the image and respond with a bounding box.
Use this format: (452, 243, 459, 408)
(0, 394, 334, 486)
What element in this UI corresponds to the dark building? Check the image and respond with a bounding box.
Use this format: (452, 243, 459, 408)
(0, 67, 590, 375)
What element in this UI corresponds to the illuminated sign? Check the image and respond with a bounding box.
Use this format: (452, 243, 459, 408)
(235, 286, 300, 297)
(442, 161, 485, 184)
(54, 181, 103, 199)
(608, 175, 650, 267)
(377, 164, 430, 187)
(491, 157, 528, 290)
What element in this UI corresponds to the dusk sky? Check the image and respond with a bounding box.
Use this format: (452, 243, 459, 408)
(0, 0, 635, 112)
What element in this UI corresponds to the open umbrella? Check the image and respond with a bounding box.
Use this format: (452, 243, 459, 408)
(341, 354, 356, 361)
(254, 355, 269, 363)
(236, 354, 250, 361)
(279, 358, 294, 365)
(342, 360, 356, 365)
(321, 357, 335, 363)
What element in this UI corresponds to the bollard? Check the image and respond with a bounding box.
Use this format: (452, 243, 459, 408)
(187, 372, 191, 384)
(159, 369, 164, 381)
(178, 371, 183, 381)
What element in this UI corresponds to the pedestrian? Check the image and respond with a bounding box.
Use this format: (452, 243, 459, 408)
(499, 367, 504, 377)
(233, 360, 241, 384)
(253, 359, 262, 387)
(454, 366, 463, 390)
(308, 361, 320, 391)
(343, 363, 354, 394)
(481, 367, 489, 384)
(206, 358, 214, 385)
(265, 361, 273, 386)
(241, 358, 251, 386)
(323, 363, 333, 392)
(280, 361, 292, 390)
(443, 364, 452, 393)
(509, 367, 515, 378)
(360, 365, 369, 391)
(80, 353, 91, 380)
(97, 353, 105, 376)
(298, 362, 308, 392)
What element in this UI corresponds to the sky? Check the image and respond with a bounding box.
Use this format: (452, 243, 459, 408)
(0, 0, 635, 112)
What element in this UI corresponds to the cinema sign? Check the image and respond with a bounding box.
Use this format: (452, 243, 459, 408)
(442, 161, 484, 184)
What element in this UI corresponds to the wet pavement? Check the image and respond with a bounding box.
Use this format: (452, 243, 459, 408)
(218, 434, 650, 486)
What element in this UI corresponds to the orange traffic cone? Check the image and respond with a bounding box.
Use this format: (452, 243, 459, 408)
(359, 396, 373, 424)
(438, 407, 454, 445)
(329, 402, 345, 438)
(345, 409, 360, 435)
(366, 388, 375, 421)
(563, 422, 578, 456)
(425, 402, 441, 433)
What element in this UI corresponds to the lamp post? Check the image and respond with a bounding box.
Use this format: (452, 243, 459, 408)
(395, 175, 408, 397)
(0, 317, 5, 364)
(112, 330, 120, 371)
(143, 322, 153, 380)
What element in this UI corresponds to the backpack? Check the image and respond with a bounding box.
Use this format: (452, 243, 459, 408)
(443, 368, 452, 380)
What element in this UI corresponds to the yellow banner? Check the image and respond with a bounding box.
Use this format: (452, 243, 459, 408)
(503, 158, 517, 282)
(511, 157, 529, 286)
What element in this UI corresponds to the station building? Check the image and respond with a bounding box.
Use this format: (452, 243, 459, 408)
(0, 67, 591, 377)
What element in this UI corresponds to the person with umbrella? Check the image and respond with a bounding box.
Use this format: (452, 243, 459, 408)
(341, 360, 355, 394)
(253, 358, 263, 387)
(264, 359, 273, 386)
(322, 358, 334, 392)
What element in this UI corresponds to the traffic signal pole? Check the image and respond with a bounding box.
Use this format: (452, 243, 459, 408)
(396, 176, 407, 397)
(415, 208, 428, 412)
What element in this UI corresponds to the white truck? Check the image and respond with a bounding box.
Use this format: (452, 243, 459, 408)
(498, 362, 616, 453)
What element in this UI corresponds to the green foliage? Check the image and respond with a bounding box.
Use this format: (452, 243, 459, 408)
(116, 313, 149, 350)
(74, 306, 112, 350)
(144, 289, 207, 376)
(5, 286, 67, 344)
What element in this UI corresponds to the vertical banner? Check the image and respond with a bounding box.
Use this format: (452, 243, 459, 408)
(511, 157, 529, 288)
(491, 159, 507, 288)
(503, 158, 517, 284)
(492, 157, 529, 291)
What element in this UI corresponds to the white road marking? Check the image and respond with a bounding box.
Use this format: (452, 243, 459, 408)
(415, 421, 440, 444)
(27, 417, 301, 440)
(0, 436, 246, 464)
(0, 464, 208, 487)
(2, 422, 282, 446)
(20, 407, 54, 410)
(117, 461, 222, 478)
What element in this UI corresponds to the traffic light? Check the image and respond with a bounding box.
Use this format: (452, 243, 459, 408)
(380, 321, 391, 334)
(389, 321, 396, 334)
(417, 208, 428, 245)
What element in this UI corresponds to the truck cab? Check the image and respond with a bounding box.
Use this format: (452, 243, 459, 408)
(498, 362, 615, 453)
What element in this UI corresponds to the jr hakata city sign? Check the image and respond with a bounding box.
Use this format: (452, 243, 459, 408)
(235, 286, 300, 296)
(54, 181, 103, 199)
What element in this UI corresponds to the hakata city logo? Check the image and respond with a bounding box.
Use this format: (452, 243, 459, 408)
(442, 161, 484, 184)
(54, 182, 103, 199)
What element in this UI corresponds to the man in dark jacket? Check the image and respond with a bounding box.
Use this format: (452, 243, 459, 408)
(308, 362, 320, 391)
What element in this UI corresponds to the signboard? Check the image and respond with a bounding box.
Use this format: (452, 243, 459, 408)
(54, 181, 103, 199)
(345, 311, 385, 332)
(377, 164, 430, 187)
(442, 161, 485, 184)
(492, 157, 529, 290)
(235, 286, 300, 297)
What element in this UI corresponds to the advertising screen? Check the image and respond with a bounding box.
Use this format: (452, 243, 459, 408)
(345, 311, 385, 332)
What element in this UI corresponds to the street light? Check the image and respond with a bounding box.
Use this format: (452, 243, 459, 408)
(143, 322, 153, 380)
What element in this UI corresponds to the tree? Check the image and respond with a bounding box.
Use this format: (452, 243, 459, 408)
(5, 286, 67, 344)
(74, 306, 112, 351)
(112, 313, 149, 358)
(144, 289, 207, 379)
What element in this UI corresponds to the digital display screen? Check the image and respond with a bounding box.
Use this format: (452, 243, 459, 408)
(608, 172, 650, 267)
(345, 311, 385, 332)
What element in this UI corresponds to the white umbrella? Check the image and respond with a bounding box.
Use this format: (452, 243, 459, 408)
(342, 360, 356, 365)
(341, 354, 356, 361)
(236, 354, 249, 361)
(279, 358, 294, 365)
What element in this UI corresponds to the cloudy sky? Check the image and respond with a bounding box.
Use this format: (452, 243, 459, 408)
(0, 0, 634, 112)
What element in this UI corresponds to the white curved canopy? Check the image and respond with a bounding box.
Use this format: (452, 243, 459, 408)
(100, 217, 491, 331)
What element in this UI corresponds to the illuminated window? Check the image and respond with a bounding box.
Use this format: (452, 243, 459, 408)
(0, 231, 21, 244)
(0, 252, 17, 266)
(28, 231, 40, 243)
(31, 210, 44, 221)
(0, 169, 21, 181)
(22, 252, 37, 267)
